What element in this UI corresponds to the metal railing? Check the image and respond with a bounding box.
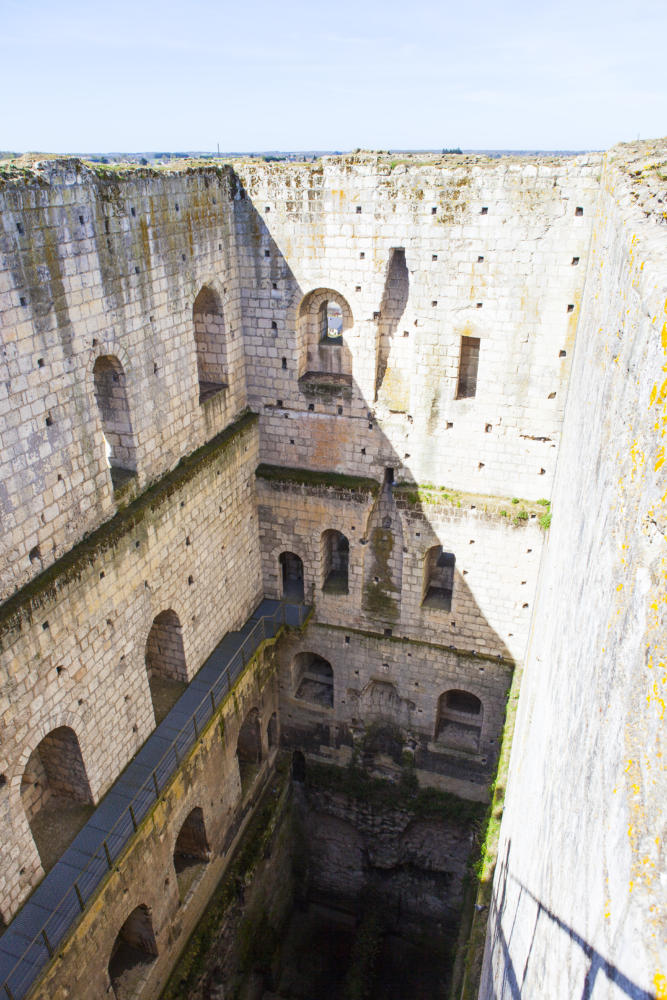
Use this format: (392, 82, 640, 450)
(1, 600, 310, 1000)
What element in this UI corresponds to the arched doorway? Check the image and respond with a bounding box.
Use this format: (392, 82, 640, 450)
(321, 530, 349, 594)
(145, 610, 187, 724)
(293, 652, 334, 708)
(21, 726, 94, 873)
(92, 355, 137, 487)
(236, 708, 262, 793)
(279, 551, 304, 601)
(193, 285, 228, 401)
(173, 807, 210, 899)
(435, 690, 483, 752)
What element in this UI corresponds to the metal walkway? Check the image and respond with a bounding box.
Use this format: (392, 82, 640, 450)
(0, 598, 310, 1000)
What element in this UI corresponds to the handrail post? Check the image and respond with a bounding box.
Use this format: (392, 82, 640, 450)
(4, 981, 16, 1000)
(193, 714, 199, 738)
(41, 929, 53, 958)
(74, 881, 85, 912)
(152, 770, 159, 798)
(210, 690, 216, 714)
(129, 805, 138, 832)
(103, 841, 113, 870)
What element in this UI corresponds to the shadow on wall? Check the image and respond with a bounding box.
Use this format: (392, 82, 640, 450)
(233, 173, 515, 660)
(482, 841, 655, 1000)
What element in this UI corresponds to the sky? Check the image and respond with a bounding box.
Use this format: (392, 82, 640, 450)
(1, 0, 665, 153)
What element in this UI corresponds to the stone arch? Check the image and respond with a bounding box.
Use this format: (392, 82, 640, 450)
(145, 610, 187, 725)
(321, 529, 349, 594)
(173, 806, 210, 898)
(193, 283, 228, 401)
(108, 903, 158, 999)
(435, 689, 483, 752)
(293, 651, 334, 708)
(20, 725, 93, 873)
(279, 550, 305, 601)
(422, 546, 456, 611)
(359, 680, 410, 727)
(92, 354, 137, 477)
(296, 287, 354, 379)
(237, 707, 262, 792)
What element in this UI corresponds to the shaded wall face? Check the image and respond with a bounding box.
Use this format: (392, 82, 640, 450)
(480, 155, 667, 1000)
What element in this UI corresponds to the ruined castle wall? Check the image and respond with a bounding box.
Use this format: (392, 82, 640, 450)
(480, 149, 667, 1000)
(277, 622, 513, 798)
(0, 162, 248, 602)
(235, 155, 600, 500)
(257, 476, 542, 663)
(26, 643, 281, 1000)
(0, 416, 262, 921)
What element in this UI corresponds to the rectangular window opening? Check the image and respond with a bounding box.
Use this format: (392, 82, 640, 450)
(456, 336, 480, 399)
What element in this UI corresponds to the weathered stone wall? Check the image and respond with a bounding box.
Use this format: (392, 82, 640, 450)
(480, 146, 667, 1000)
(236, 154, 600, 499)
(0, 161, 248, 602)
(257, 473, 543, 663)
(24, 641, 282, 1000)
(0, 415, 262, 921)
(277, 622, 512, 798)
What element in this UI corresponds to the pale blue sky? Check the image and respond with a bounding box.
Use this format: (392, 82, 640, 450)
(1, 0, 665, 152)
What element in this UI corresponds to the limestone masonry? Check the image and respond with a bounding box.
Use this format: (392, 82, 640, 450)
(0, 142, 664, 1000)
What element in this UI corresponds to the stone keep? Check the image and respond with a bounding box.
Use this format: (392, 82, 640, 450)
(0, 142, 663, 1000)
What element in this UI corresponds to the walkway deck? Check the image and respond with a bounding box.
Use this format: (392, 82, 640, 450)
(0, 598, 309, 1000)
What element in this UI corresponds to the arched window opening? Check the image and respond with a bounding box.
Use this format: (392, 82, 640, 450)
(279, 551, 304, 601)
(236, 708, 262, 793)
(108, 904, 158, 1000)
(145, 610, 187, 725)
(20, 726, 94, 874)
(322, 530, 349, 594)
(319, 299, 343, 342)
(422, 547, 456, 611)
(297, 288, 353, 387)
(267, 712, 279, 749)
(193, 285, 228, 403)
(456, 336, 480, 399)
(294, 652, 334, 708)
(93, 355, 137, 486)
(173, 807, 210, 899)
(435, 690, 483, 752)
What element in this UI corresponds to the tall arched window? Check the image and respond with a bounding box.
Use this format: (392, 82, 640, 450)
(279, 551, 304, 601)
(422, 546, 456, 611)
(93, 355, 137, 481)
(193, 285, 227, 402)
(21, 726, 93, 873)
(296, 288, 353, 384)
(237, 707, 262, 792)
(321, 530, 349, 594)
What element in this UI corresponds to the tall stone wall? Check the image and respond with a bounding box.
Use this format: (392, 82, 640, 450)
(0, 415, 262, 921)
(235, 154, 600, 499)
(0, 162, 248, 602)
(480, 146, 667, 1000)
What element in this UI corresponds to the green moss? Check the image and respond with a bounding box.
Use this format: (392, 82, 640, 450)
(256, 463, 379, 495)
(362, 526, 399, 621)
(307, 760, 485, 825)
(0, 410, 258, 641)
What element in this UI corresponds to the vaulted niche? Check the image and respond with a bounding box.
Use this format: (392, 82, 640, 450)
(321, 530, 349, 594)
(145, 610, 187, 724)
(108, 904, 158, 1000)
(193, 285, 228, 403)
(21, 726, 94, 874)
(293, 652, 334, 708)
(376, 247, 410, 409)
(173, 807, 210, 899)
(435, 689, 483, 752)
(297, 288, 353, 393)
(93, 355, 137, 487)
(422, 546, 456, 611)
